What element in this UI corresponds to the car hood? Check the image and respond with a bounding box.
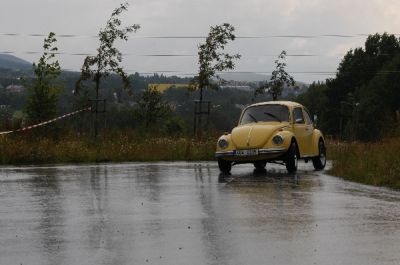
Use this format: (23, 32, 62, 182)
(231, 123, 289, 149)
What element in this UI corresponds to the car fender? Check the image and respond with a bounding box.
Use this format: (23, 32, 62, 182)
(311, 129, 325, 156)
(273, 130, 295, 150)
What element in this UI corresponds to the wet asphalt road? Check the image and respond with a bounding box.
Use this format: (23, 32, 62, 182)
(0, 162, 400, 265)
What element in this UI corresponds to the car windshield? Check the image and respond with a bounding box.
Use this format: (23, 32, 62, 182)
(240, 104, 289, 125)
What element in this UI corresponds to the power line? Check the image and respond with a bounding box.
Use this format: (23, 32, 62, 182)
(96, 33, 398, 39)
(1, 32, 398, 39)
(11, 67, 400, 76)
(60, 69, 400, 75)
(0, 50, 345, 57)
(35, 68, 337, 75)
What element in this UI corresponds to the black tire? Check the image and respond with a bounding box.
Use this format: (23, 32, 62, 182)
(218, 158, 232, 174)
(285, 141, 298, 173)
(253, 161, 267, 170)
(312, 140, 326, 170)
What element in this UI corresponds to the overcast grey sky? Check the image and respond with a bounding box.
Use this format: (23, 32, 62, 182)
(1, 0, 399, 82)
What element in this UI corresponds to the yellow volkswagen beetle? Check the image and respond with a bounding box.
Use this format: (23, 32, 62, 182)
(215, 101, 326, 174)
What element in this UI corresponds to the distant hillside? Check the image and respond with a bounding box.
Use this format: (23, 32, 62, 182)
(219, 72, 271, 82)
(0, 54, 31, 70)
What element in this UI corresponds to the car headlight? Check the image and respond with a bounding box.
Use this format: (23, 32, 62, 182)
(272, 135, 284, 145)
(218, 138, 229, 149)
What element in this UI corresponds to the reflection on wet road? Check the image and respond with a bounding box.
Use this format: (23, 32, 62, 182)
(0, 162, 400, 265)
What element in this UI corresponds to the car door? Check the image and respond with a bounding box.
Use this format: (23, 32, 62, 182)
(292, 107, 313, 156)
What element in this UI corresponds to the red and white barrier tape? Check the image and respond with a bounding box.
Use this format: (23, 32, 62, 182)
(0, 107, 91, 135)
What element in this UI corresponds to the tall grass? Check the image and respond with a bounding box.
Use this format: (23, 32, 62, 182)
(3, 132, 400, 190)
(0, 131, 216, 165)
(327, 138, 400, 190)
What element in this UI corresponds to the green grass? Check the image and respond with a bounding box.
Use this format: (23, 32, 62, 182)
(2, 132, 400, 191)
(0, 131, 216, 165)
(327, 138, 400, 190)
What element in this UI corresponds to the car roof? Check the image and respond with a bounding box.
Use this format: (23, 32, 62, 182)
(246, 101, 303, 109)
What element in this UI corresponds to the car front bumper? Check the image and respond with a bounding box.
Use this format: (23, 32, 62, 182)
(215, 147, 287, 158)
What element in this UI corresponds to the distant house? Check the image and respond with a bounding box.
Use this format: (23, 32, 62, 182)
(0, 105, 10, 109)
(5, 84, 25, 93)
(219, 85, 252, 91)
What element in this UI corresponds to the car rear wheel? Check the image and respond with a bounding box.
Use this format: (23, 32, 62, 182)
(218, 158, 232, 174)
(253, 161, 267, 170)
(285, 141, 298, 173)
(312, 140, 326, 170)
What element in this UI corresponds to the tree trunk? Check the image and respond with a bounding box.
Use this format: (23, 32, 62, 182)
(95, 74, 100, 138)
(196, 86, 204, 138)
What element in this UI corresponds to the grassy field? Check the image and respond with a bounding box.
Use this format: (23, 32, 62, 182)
(327, 138, 400, 190)
(0, 132, 216, 165)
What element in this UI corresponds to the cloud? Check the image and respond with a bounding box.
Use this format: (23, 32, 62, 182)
(1, 0, 400, 82)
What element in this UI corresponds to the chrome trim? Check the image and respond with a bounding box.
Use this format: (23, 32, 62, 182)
(259, 147, 286, 154)
(246, 126, 254, 147)
(215, 147, 286, 157)
(215, 151, 235, 157)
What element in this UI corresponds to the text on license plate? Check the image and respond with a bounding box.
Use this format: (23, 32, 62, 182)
(234, 149, 259, 156)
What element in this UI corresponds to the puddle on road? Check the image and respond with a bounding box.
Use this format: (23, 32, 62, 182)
(0, 161, 399, 265)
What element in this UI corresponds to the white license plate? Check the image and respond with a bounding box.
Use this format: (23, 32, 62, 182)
(234, 149, 259, 157)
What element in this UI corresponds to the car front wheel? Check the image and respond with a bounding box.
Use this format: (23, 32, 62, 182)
(218, 158, 232, 174)
(312, 140, 326, 170)
(285, 141, 298, 173)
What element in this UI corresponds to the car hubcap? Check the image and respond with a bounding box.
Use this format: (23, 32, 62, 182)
(319, 143, 326, 165)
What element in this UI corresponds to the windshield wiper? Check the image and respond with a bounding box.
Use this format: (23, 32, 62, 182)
(247, 113, 258, 123)
(264, 112, 282, 122)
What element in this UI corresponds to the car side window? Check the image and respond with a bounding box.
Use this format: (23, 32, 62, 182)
(303, 108, 313, 125)
(293, 107, 305, 124)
